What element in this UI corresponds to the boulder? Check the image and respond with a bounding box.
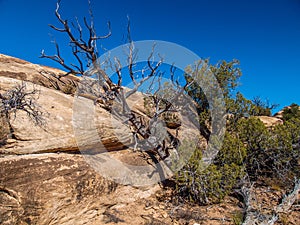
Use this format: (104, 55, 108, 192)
(0, 54, 200, 224)
(256, 116, 283, 127)
(0, 76, 132, 155)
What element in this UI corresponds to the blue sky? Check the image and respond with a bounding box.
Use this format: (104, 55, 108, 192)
(0, 0, 299, 111)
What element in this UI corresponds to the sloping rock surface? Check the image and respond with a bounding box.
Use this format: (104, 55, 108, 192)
(257, 115, 283, 127)
(0, 53, 79, 89)
(0, 54, 160, 224)
(0, 76, 133, 154)
(0, 153, 161, 225)
(0, 54, 197, 224)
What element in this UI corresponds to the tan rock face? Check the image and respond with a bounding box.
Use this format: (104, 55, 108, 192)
(256, 116, 283, 127)
(0, 76, 133, 155)
(0, 55, 157, 224)
(0, 54, 198, 155)
(0, 53, 79, 90)
(0, 54, 200, 224)
(0, 153, 160, 225)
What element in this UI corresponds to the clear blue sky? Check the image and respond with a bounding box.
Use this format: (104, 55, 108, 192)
(0, 0, 299, 111)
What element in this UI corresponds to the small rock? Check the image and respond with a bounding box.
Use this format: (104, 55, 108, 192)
(144, 206, 152, 210)
(5, 139, 16, 144)
(153, 205, 160, 210)
(162, 211, 168, 218)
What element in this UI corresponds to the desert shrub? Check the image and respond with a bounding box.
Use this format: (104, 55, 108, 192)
(231, 210, 244, 225)
(0, 83, 45, 126)
(173, 58, 299, 206)
(174, 111, 300, 205)
(282, 103, 300, 121)
(161, 111, 181, 128)
(143, 93, 181, 128)
(284, 117, 300, 145)
(249, 96, 278, 116)
(174, 132, 246, 205)
(61, 83, 76, 95)
(237, 117, 299, 185)
(0, 83, 46, 145)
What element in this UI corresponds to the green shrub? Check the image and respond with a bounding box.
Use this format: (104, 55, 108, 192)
(174, 132, 246, 205)
(282, 103, 300, 121)
(237, 117, 299, 185)
(174, 113, 300, 205)
(231, 210, 244, 225)
(172, 59, 299, 206)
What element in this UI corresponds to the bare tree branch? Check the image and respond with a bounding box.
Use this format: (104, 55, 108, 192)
(239, 177, 300, 225)
(41, 0, 111, 77)
(0, 82, 47, 136)
(42, 1, 198, 177)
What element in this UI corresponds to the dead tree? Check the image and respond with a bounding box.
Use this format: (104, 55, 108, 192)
(80, 41, 196, 166)
(40, 0, 111, 77)
(236, 177, 300, 225)
(0, 83, 46, 142)
(41, 1, 199, 175)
